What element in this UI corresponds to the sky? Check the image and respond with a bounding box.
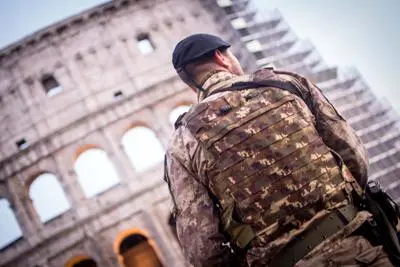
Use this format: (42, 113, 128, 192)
(0, 0, 399, 247)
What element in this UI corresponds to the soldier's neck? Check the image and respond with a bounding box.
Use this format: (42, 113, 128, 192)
(198, 71, 249, 101)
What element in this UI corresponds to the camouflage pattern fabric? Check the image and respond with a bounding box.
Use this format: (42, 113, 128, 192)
(295, 234, 393, 266)
(165, 69, 370, 267)
(252, 69, 369, 188)
(246, 211, 395, 266)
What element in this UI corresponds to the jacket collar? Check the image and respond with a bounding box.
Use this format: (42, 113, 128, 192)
(197, 71, 250, 101)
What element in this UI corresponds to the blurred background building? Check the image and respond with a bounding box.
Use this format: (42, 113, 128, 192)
(0, 0, 399, 266)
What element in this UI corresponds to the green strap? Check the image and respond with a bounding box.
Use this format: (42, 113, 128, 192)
(221, 198, 255, 248)
(329, 149, 364, 197)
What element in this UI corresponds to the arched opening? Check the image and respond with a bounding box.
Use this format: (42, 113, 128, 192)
(121, 127, 164, 172)
(114, 229, 163, 267)
(0, 198, 22, 249)
(73, 259, 97, 267)
(65, 255, 97, 267)
(74, 147, 120, 198)
(120, 234, 162, 267)
(169, 105, 191, 127)
(29, 173, 70, 223)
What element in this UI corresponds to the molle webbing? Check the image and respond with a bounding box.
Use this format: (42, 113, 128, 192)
(208, 77, 312, 109)
(183, 79, 354, 248)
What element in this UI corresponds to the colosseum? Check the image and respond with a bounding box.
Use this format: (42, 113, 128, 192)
(1, 0, 399, 266)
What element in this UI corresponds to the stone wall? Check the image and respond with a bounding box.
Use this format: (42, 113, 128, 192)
(0, 0, 256, 266)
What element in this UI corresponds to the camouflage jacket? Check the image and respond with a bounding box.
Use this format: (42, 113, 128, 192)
(165, 69, 369, 267)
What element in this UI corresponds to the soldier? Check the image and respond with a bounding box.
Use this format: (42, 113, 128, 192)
(164, 34, 393, 266)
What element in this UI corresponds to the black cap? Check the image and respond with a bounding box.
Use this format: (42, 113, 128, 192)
(172, 33, 231, 71)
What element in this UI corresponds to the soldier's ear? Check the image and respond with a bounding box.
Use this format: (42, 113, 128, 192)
(214, 49, 230, 68)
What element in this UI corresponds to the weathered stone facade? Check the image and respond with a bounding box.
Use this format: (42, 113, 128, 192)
(0, 0, 254, 266)
(1, 0, 399, 266)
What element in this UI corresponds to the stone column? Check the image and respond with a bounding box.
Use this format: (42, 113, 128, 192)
(53, 154, 86, 209)
(151, 108, 173, 150)
(7, 177, 42, 243)
(99, 128, 135, 184)
(65, 54, 100, 113)
(82, 225, 115, 267)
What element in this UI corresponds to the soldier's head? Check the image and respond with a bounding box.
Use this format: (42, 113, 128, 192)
(172, 34, 244, 91)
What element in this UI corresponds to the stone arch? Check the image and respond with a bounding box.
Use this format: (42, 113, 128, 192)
(121, 126, 164, 172)
(29, 172, 70, 223)
(169, 103, 192, 127)
(114, 228, 163, 267)
(0, 198, 23, 249)
(65, 255, 98, 267)
(73, 144, 100, 162)
(74, 146, 120, 198)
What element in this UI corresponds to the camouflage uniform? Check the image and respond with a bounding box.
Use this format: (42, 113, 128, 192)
(165, 69, 392, 267)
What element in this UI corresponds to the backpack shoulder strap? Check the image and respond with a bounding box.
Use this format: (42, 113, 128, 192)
(208, 75, 312, 110)
(174, 112, 187, 130)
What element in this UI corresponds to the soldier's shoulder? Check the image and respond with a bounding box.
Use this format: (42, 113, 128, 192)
(174, 111, 187, 130)
(173, 101, 210, 131)
(172, 102, 199, 133)
(253, 67, 305, 82)
(168, 116, 199, 157)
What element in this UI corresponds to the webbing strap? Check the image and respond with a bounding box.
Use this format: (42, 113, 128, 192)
(221, 198, 255, 249)
(210, 80, 298, 95)
(329, 149, 364, 197)
(269, 204, 358, 267)
(209, 79, 312, 108)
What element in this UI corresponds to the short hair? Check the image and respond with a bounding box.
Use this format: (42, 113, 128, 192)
(178, 48, 228, 88)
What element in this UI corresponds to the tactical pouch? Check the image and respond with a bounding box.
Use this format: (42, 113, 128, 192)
(220, 198, 255, 249)
(363, 180, 400, 265)
(330, 149, 400, 264)
(365, 181, 400, 228)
